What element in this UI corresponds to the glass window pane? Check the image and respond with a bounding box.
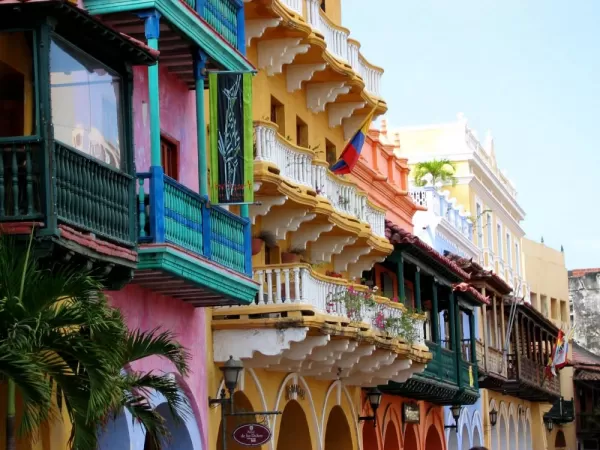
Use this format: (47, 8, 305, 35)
(0, 31, 35, 137)
(50, 37, 122, 168)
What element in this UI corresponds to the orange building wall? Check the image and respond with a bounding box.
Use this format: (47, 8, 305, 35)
(349, 125, 422, 232)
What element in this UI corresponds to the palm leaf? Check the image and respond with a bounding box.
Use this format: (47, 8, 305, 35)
(124, 329, 189, 376)
(413, 159, 457, 187)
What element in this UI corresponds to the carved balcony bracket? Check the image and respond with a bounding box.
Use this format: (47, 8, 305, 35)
(213, 328, 309, 362)
(310, 235, 357, 262)
(343, 358, 413, 386)
(343, 114, 368, 140)
(246, 18, 282, 46)
(328, 102, 366, 128)
(347, 253, 387, 279)
(249, 195, 287, 225)
(287, 63, 327, 93)
(257, 38, 310, 76)
(261, 207, 316, 240)
(306, 82, 351, 113)
(333, 245, 371, 273)
(289, 222, 335, 251)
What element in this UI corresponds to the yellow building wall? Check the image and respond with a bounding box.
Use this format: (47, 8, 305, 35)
(321, 0, 342, 27)
(485, 390, 553, 450)
(522, 238, 575, 450)
(0, 384, 71, 450)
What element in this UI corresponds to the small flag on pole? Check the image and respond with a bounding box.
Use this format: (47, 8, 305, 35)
(544, 328, 573, 383)
(330, 105, 378, 175)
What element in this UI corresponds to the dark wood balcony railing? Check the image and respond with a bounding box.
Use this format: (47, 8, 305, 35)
(0, 138, 136, 246)
(137, 168, 252, 276)
(578, 413, 600, 434)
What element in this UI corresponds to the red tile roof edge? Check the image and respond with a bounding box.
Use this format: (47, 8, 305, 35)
(569, 268, 600, 278)
(444, 252, 513, 294)
(384, 220, 470, 280)
(452, 282, 490, 305)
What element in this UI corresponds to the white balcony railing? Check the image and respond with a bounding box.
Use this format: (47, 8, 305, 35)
(248, 264, 425, 345)
(255, 123, 387, 239)
(254, 122, 314, 189)
(365, 201, 386, 238)
(280, 0, 303, 15)
(410, 186, 473, 241)
(302, 0, 382, 96)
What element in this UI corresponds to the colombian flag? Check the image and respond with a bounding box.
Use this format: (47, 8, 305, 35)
(330, 107, 377, 175)
(544, 329, 571, 382)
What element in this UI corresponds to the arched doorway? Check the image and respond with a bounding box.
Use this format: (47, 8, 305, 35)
(498, 415, 507, 450)
(144, 403, 194, 450)
(362, 422, 378, 450)
(276, 400, 311, 450)
(555, 430, 567, 449)
(324, 405, 353, 450)
(425, 425, 443, 450)
(524, 419, 532, 450)
(404, 425, 418, 450)
(460, 424, 470, 450)
(447, 430, 459, 450)
(383, 421, 400, 450)
(472, 427, 482, 448)
(217, 391, 259, 450)
(98, 411, 130, 450)
(509, 416, 517, 450)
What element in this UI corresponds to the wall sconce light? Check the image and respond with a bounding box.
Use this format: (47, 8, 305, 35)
(445, 405, 462, 431)
(209, 356, 244, 408)
(489, 407, 498, 427)
(518, 405, 526, 418)
(358, 388, 383, 427)
(544, 417, 554, 432)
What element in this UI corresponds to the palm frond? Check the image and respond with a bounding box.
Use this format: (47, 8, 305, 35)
(413, 159, 457, 187)
(124, 329, 190, 376)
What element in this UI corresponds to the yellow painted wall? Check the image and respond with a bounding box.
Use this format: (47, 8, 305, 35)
(321, 0, 342, 27)
(485, 390, 552, 450)
(522, 238, 575, 450)
(206, 352, 362, 450)
(0, 384, 71, 450)
(246, 44, 348, 157)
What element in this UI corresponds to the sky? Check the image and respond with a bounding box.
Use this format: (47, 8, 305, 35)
(341, 0, 600, 270)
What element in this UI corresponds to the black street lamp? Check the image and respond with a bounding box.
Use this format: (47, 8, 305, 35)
(489, 407, 498, 427)
(544, 417, 554, 432)
(445, 405, 462, 430)
(209, 356, 244, 450)
(358, 388, 383, 427)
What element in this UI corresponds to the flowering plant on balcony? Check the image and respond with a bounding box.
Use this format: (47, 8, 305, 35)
(326, 285, 377, 323)
(383, 307, 423, 344)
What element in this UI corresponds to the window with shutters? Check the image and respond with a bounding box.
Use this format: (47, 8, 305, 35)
(160, 133, 179, 180)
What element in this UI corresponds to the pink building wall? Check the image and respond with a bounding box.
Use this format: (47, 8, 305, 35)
(132, 65, 199, 192)
(108, 286, 209, 450)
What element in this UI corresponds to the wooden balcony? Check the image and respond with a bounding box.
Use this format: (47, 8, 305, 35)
(134, 168, 258, 306)
(578, 413, 600, 435)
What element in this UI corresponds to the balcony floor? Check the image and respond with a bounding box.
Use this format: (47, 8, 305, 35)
(134, 244, 259, 306)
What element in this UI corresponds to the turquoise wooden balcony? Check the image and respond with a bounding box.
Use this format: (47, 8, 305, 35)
(0, 137, 138, 288)
(134, 167, 258, 306)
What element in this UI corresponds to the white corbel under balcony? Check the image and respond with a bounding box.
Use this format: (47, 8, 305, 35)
(257, 38, 310, 76)
(212, 264, 429, 386)
(306, 81, 350, 113)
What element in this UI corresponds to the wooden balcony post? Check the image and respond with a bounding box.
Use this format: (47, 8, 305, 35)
(193, 49, 209, 197)
(139, 11, 162, 167)
(492, 293, 498, 348)
(414, 266, 422, 310)
(432, 279, 440, 343)
(469, 311, 477, 364)
(515, 311, 522, 378)
(449, 290, 459, 384)
(533, 325, 539, 364)
(500, 295, 506, 351)
(482, 289, 488, 372)
(397, 253, 406, 305)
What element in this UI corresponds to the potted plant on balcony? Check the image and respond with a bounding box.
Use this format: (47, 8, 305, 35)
(252, 230, 276, 256)
(281, 246, 305, 264)
(326, 270, 343, 278)
(326, 285, 377, 323)
(383, 308, 423, 344)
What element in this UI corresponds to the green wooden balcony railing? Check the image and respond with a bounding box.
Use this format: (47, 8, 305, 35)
(137, 167, 252, 276)
(54, 142, 134, 245)
(0, 138, 135, 246)
(195, 0, 245, 54)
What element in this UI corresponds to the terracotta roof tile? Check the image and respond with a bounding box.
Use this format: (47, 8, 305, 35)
(444, 252, 512, 295)
(384, 220, 470, 280)
(573, 342, 600, 366)
(452, 282, 490, 305)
